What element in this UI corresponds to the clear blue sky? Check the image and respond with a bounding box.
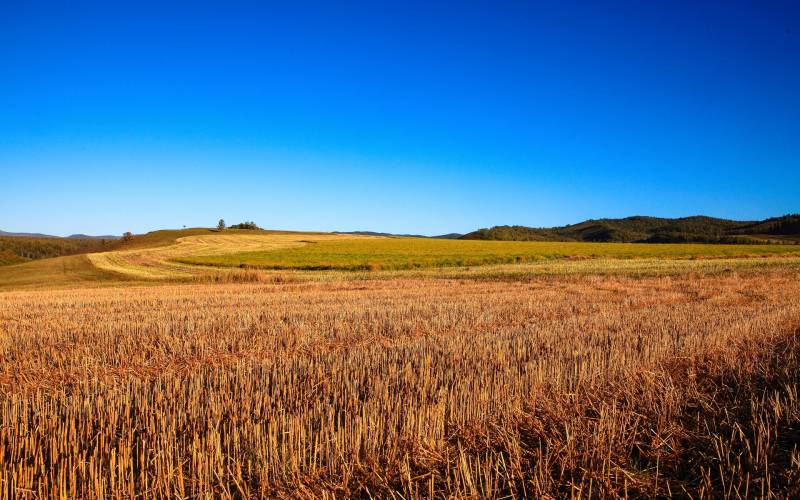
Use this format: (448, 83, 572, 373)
(1, 1, 798, 236)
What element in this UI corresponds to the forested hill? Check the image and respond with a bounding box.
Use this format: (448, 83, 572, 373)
(461, 215, 800, 243)
(0, 235, 122, 266)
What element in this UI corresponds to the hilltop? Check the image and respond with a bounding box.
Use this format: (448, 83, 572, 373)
(461, 214, 800, 243)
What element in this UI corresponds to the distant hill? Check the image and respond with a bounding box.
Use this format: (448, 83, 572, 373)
(461, 215, 800, 244)
(0, 230, 120, 239)
(0, 233, 124, 266)
(68, 234, 121, 240)
(335, 231, 429, 238)
(0, 230, 58, 238)
(335, 231, 465, 239)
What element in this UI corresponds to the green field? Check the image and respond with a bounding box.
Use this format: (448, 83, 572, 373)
(175, 238, 800, 271)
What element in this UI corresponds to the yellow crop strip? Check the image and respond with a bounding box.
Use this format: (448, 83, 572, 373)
(176, 237, 800, 271)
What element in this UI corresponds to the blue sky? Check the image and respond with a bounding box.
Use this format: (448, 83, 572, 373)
(1, 1, 798, 236)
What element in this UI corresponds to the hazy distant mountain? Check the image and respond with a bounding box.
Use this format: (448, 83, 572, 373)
(68, 234, 121, 240)
(0, 230, 58, 238)
(335, 231, 428, 238)
(335, 231, 464, 239)
(0, 230, 120, 239)
(461, 215, 800, 243)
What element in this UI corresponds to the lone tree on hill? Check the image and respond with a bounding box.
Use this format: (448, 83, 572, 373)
(122, 232, 134, 242)
(217, 219, 226, 231)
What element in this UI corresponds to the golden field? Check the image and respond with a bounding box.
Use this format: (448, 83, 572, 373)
(2, 229, 799, 290)
(1, 269, 799, 498)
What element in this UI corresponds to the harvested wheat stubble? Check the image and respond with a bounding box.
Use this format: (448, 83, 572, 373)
(1, 273, 799, 498)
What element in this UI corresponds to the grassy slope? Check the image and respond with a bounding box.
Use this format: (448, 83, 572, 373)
(0, 250, 27, 266)
(0, 254, 132, 290)
(120, 228, 326, 250)
(175, 238, 800, 271)
(119, 228, 219, 249)
(86, 230, 351, 280)
(0, 229, 215, 290)
(0, 228, 337, 289)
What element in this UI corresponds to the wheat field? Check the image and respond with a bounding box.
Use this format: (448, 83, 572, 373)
(1, 270, 799, 498)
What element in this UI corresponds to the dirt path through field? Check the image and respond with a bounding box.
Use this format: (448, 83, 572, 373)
(87, 233, 375, 279)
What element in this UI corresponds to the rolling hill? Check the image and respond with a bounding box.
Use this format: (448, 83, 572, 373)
(0, 234, 124, 266)
(461, 215, 800, 243)
(2, 226, 800, 289)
